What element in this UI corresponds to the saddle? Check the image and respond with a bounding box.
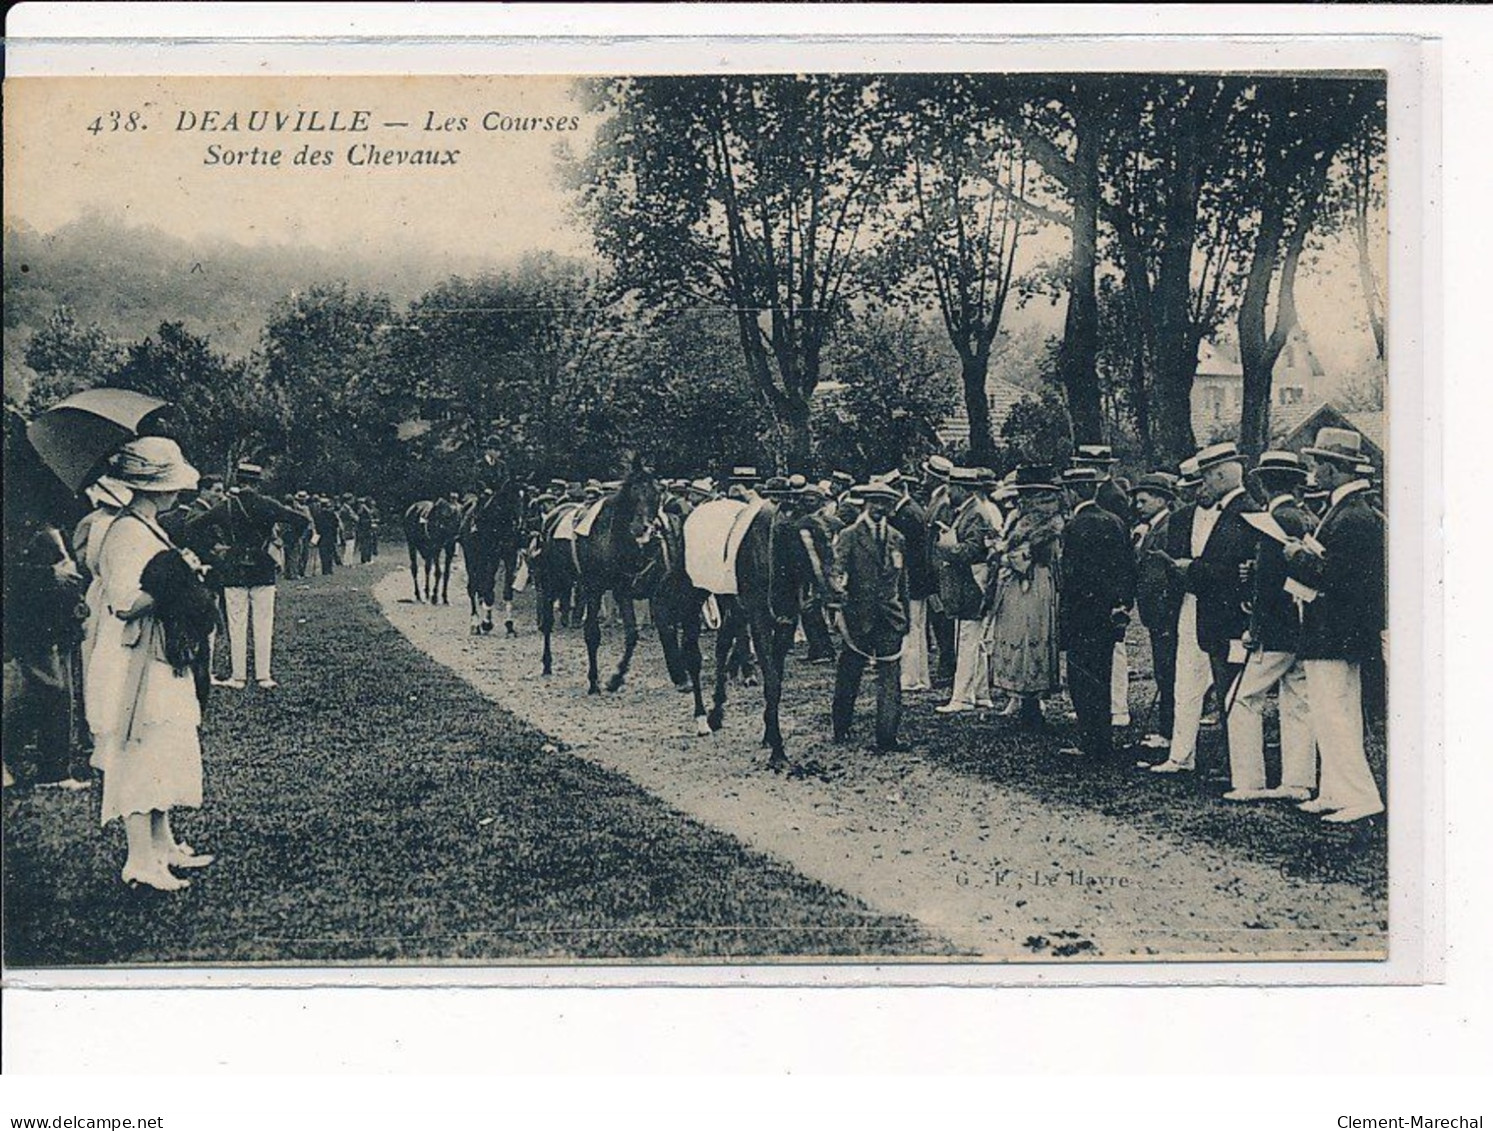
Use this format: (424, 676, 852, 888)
(683, 497, 766, 596)
(572, 497, 607, 539)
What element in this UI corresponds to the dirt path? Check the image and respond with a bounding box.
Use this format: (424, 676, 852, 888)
(377, 568, 1385, 960)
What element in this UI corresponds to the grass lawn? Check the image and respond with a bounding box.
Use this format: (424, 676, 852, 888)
(2, 563, 948, 966)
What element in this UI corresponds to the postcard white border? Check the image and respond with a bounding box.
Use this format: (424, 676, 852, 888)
(0, 23, 1442, 996)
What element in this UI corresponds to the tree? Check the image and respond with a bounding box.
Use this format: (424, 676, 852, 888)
(113, 321, 284, 479)
(21, 305, 125, 409)
(878, 75, 1058, 464)
(810, 309, 958, 478)
(1236, 79, 1378, 455)
(577, 75, 891, 468)
(260, 283, 397, 491)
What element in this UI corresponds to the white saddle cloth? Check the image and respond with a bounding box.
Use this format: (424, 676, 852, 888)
(572, 497, 607, 538)
(684, 497, 765, 595)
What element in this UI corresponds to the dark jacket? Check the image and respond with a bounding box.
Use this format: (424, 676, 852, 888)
(311, 502, 341, 540)
(935, 497, 996, 621)
(1060, 501, 1135, 649)
(1168, 488, 1259, 652)
(191, 488, 311, 588)
(1284, 484, 1385, 663)
(887, 494, 935, 601)
(829, 516, 910, 656)
(1098, 477, 1132, 524)
(1134, 509, 1180, 634)
(1249, 495, 1314, 654)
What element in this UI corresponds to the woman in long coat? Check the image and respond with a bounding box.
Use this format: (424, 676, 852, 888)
(84, 437, 215, 891)
(982, 466, 1064, 729)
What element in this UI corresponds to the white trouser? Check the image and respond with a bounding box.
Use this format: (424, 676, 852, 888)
(1111, 639, 1131, 722)
(223, 585, 277, 682)
(901, 598, 930, 691)
(1226, 650, 1316, 791)
(1168, 596, 1213, 768)
(1303, 659, 1382, 812)
(947, 619, 992, 708)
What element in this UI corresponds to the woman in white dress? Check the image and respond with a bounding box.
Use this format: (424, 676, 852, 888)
(84, 437, 214, 891)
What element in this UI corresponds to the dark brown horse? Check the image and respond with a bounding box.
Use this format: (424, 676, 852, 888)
(534, 467, 663, 695)
(402, 496, 463, 604)
(458, 479, 525, 635)
(680, 501, 836, 771)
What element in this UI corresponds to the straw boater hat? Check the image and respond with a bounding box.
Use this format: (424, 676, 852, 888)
(1060, 465, 1104, 486)
(109, 437, 199, 494)
(1303, 427, 1369, 466)
(1246, 450, 1309, 493)
(1192, 441, 1244, 473)
(1132, 472, 1179, 500)
(922, 454, 955, 482)
(947, 466, 984, 487)
(729, 466, 760, 485)
(236, 460, 264, 482)
(687, 477, 716, 499)
(856, 480, 900, 504)
(872, 468, 906, 491)
(1070, 444, 1118, 466)
(761, 475, 790, 499)
(830, 470, 855, 492)
(1175, 456, 1203, 490)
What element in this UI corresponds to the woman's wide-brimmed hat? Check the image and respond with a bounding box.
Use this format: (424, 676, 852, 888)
(107, 436, 199, 494)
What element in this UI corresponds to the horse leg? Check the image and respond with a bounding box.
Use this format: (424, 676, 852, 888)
(707, 598, 734, 732)
(502, 544, 518, 636)
(685, 594, 710, 736)
(583, 590, 602, 695)
(538, 577, 555, 677)
(606, 593, 640, 693)
(750, 604, 789, 771)
(654, 596, 687, 690)
(409, 545, 422, 602)
(440, 546, 453, 605)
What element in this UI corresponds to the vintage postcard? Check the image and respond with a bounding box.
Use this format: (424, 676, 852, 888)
(0, 38, 1435, 983)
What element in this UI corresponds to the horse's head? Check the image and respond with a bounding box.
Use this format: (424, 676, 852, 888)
(615, 463, 663, 548)
(790, 510, 837, 598)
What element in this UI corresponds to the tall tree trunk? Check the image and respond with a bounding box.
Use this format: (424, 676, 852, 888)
(1059, 90, 1103, 445)
(1355, 203, 1386, 361)
(1237, 199, 1288, 457)
(960, 350, 995, 465)
(781, 398, 813, 473)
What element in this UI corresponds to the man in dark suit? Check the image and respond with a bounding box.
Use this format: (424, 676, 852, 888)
(1284, 428, 1386, 823)
(1059, 467, 1136, 760)
(934, 466, 997, 713)
(1131, 472, 1181, 751)
(827, 482, 909, 752)
(311, 495, 340, 576)
(877, 469, 933, 692)
(1224, 451, 1317, 802)
(1145, 442, 1258, 774)
(795, 479, 841, 665)
(1071, 444, 1136, 727)
(191, 464, 311, 689)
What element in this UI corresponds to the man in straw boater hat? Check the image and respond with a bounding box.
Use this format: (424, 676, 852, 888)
(873, 468, 934, 692)
(921, 454, 957, 685)
(1224, 450, 1317, 803)
(826, 480, 909, 753)
(1280, 427, 1386, 823)
(1130, 471, 1182, 751)
(1070, 444, 1135, 730)
(189, 461, 311, 690)
(1143, 441, 1259, 775)
(789, 476, 839, 665)
(1057, 466, 1136, 760)
(933, 466, 998, 713)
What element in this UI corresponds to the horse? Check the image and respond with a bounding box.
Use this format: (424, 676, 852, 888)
(458, 479, 526, 636)
(533, 465, 663, 695)
(401, 496, 463, 604)
(679, 500, 837, 771)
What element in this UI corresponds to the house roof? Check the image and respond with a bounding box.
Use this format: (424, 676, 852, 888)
(936, 377, 1039, 449)
(1278, 402, 1385, 463)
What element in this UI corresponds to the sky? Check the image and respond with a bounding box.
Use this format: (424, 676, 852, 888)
(3, 73, 1385, 381)
(4, 75, 599, 263)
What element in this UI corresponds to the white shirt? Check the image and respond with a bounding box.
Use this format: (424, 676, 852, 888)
(1190, 485, 1245, 556)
